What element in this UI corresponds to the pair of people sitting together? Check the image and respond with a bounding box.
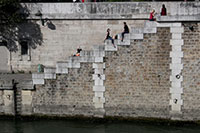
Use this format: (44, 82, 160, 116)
(104, 22, 129, 48)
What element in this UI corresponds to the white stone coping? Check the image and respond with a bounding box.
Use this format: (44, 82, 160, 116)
(170, 87, 183, 94)
(32, 73, 44, 79)
(93, 74, 105, 80)
(93, 63, 105, 69)
(93, 86, 105, 92)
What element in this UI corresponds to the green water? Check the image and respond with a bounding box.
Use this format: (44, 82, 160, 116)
(0, 119, 200, 133)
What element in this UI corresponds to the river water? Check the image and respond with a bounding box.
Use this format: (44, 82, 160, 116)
(0, 119, 200, 133)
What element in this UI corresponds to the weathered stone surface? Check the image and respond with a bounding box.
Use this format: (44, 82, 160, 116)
(104, 27, 171, 118)
(182, 23, 200, 120)
(32, 63, 95, 116)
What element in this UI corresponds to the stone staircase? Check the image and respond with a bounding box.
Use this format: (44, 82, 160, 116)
(31, 21, 160, 117)
(32, 20, 184, 118)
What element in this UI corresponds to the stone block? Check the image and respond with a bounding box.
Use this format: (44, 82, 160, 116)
(94, 92, 104, 98)
(143, 28, 157, 33)
(93, 51, 105, 57)
(170, 87, 183, 94)
(56, 62, 68, 74)
(171, 104, 181, 112)
(22, 90, 32, 96)
(56, 68, 68, 74)
(170, 99, 183, 106)
(172, 33, 182, 39)
(94, 102, 104, 109)
(170, 51, 183, 58)
(105, 40, 117, 51)
(80, 51, 93, 57)
(94, 69, 104, 74)
(68, 56, 81, 63)
(124, 34, 130, 40)
(170, 27, 184, 33)
(56, 62, 68, 68)
(44, 73, 56, 79)
(172, 45, 182, 51)
(93, 63, 105, 69)
(94, 79, 104, 86)
(3, 90, 13, 106)
(171, 57, 182, 64)
(131, 27, 144, 34)
(32, 73, 44, 79)
(171, 23, 182, 27)
(170, 39, 184, 46)
(170, 75, 183, 83)
(67, 62, 80, 68)
(33, 79, 44, 85)
(118, 40, 130, 46)
(44, 67, 56, 74)
(92, 74, 105, 80)
(156, 23, 172, 27)
(93, 45, 105, 51)
(171, 69, 182, 76)
(130, 34, 144, 40)
(144, 21, 157, 28)
(171, 81, 181, 88)
(95, 57, 104, 63)
(171, 93, 181, 100)
(80, 56, 95, 63)
(93, 97, 105, 103)
(170, 63, 183, 71)
(22, 95, 32, 105)
(93, 86, 105, 92)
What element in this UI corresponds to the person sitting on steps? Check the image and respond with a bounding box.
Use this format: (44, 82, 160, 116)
(75, 46, 82, 56)
(121, 22, 129, 42)
(104, 28, 116, 48)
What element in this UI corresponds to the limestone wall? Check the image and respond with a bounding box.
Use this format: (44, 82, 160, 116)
(9, 2, 200, 72)
(0, 21, 200, 121)
(182, 22, 200, 120)
(0, 90, 15, 115)
(104, 27, 171, 118)
(10, 20, 144, 72)
(32, 63, 95, 116)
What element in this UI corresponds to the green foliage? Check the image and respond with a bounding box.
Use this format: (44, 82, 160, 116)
(0, 0, 23, 25)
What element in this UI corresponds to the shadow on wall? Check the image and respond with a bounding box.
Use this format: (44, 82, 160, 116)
(0, 3, 43, 52)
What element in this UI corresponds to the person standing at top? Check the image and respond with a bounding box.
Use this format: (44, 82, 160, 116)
(121, 22, 129, 42)
(161, 4, 167, 16)
(149, 9, 156, 21)
(82, 0, 84, 2)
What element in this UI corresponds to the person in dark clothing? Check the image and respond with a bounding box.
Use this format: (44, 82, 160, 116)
(104, 28, 115, 48)
(75, 46, 82, 56)
(121, 22, 129, 42)
(161, 4, 167, 16)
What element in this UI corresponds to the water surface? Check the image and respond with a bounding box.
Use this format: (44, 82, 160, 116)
(0, 119, 200, 133)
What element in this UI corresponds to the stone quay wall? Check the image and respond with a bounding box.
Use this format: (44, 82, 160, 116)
(0, 2, 200, 121)
(6, 2, 200, 72)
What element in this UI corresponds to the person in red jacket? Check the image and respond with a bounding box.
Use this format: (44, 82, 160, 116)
(82, 0, 84, 2)
(149, 9, 156, 21)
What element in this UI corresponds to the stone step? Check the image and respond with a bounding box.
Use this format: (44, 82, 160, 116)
(104, 40, 117, 51)
(56, 61, 68, 74)
(93, 45, 105, 51)
(80, 50, 105, 57)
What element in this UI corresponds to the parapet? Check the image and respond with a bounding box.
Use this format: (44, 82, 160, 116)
(22, 2, 200, 21)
